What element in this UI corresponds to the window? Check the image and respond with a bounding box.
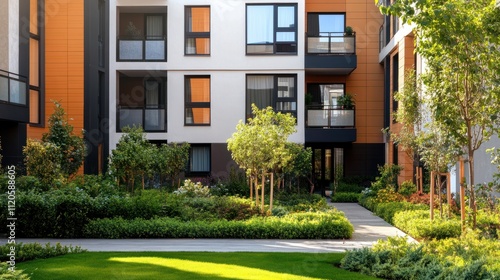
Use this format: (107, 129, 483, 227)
(189, 145, 211, 173)
(307, 13, 345, 36)
(185, 6, 210, 55)
(392, 54, 399, 116)
(307, 13, 353, 54)
(246, 4, 297, 54)
(117, 74, 166, 132)
(185, 76, 210, 125)
(29, 0, 42, 125)
(307, 84, 345, 107)
(246, 75, 297, 119)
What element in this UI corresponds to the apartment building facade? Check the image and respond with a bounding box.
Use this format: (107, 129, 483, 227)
(1, 0, 385, 191)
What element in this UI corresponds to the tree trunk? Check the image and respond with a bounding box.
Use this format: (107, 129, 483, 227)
(249, 177, 253, 200)
(260, 174, 265, 214)
(468, 153, 477, 229)
(270, 173, 274, 212)
(430, 171, 434, 220)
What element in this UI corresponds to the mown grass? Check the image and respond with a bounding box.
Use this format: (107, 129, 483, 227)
(18, 252, 379, 280)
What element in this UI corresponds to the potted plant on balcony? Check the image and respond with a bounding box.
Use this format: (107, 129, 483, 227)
(337, 93, 355, 109)
(345, 26, 354, 36)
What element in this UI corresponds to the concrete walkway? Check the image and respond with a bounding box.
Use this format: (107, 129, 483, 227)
(10, 203, 413, 253)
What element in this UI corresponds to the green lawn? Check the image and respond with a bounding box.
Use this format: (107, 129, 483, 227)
(18, 252, 379, 280)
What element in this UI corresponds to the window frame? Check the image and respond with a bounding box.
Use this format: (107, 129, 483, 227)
(117, 75, 167, 133)
(245, 74, 297, 120)
(185, 6, 211, 56)
(187, 144, 211, 174)
(246, 3, 298, 55)
(184, 75, 211, 126)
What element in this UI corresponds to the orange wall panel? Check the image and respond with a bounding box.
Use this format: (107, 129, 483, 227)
(28, 0, 84, 142)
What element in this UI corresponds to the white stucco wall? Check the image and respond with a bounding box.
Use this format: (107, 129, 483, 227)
(0, 0, 19, 73)
(109, 0, 305, 151)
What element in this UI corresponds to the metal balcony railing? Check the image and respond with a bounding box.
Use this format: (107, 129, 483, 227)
(306, 32, 356, 54)
(117, 36, 167, 61)
(306, 105, 355, 128)
(117, 105, 166, 132)
(0, 69, 28, 106)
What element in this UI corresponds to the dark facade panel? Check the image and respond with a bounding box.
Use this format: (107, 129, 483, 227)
(0, 121, 27, 168)
(305, 128, 356, 142)
(305, 55, 357, 75)
(211, 143, 239, 179)
(0, 104, 29, 123)
(344, 143, 385, 180)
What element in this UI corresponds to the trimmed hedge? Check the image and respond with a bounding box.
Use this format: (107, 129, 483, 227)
(0, 242, 86, 263)
(393, 210, 462, 240)
(84, 210, 354, 239)
(373, 201, 428, 224)
(331, 192, 361, 203)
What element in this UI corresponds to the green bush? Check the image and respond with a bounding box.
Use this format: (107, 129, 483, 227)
(341, 236, 500, 280)
(331, 192, 361, 202)
(173, 179, 211, 197)
(84, 210, 353, 239)
(374, 202, 428, 224)
(335, 182, 366, 193)
(274, 192, 328, 212)
(0, 242, 86, 263)
(0, 262, 30, 280)
(393, 210, 461, 240)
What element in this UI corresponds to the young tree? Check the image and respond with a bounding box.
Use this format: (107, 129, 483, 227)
(155, 142, 190, 187)
(108, 126, 154, 192)
(41, 101, 86, 178)
(379, 0, 500, 228)
(282, 143, 313, 193)
(227, 104, 296, 212)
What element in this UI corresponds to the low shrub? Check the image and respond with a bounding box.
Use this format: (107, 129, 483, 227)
(393, 210, 461, 240)
(0, 262, 30, 280)
(341, 236, 500, 280)
(173, 179, 211, 197)
(84, 210, 353, 239)
(398, 181, 416, 197)
(0, 242, 86, 263)
(331, 192, 361, 203)
(374, 202, 428, 224)
(334, 182, 366, 193)
(274, 192, 328, 212)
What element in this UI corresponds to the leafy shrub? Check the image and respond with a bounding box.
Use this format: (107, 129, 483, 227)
(374, 201, 427, 224)
(342, 236, 500, 279)
(210, 167, 249, 197)
(331, 192, 361, 202)
(476, 209, 500, 239)
(393, 210, 461, 240)
(68, 174, 119, 197)
(274, 192, 328, 212)
(398, 181, 416, 197)
(371, 164, 402, 192)
(334, 182, 366, 193)
(0, 242, 86, 263)
(84, 210, 353, 239)
(373, 188, 405, 204)
(0, 262, 30, 280)
(407, 192, 431, 205)
(9, 176, 48, 192)
(173, 179, 211, 197)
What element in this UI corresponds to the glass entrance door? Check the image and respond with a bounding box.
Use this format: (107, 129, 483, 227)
(313, 148, 332, 194)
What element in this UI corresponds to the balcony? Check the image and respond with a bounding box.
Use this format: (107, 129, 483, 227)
(117, 106, 166, 132)
(305, 105, 356, 142)
(305, 32, 357, 75)
(117, 36, 166, 61)
(0, 70, 29, 123)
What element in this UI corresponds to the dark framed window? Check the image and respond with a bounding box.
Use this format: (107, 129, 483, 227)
(189, 144, 211, 173)
(246, 4, 297, 54)
(29, 0, 43, 126)
(185, 76, 211, 125)
(246, 74, 297, 119)
(185, 6, 210, 55)
(117, 74, 167, 132)
(392, 53, 399, 118)
(306, 84, 345, 107)
(307, 13, 345, 36)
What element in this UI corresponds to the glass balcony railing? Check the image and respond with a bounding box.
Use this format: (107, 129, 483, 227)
(0, 70, 28, 106)
(117, 36, 166, 61)
(306, 32, 355, 54)
(118, 106, 166, 131)
(306, 105, 355, 128)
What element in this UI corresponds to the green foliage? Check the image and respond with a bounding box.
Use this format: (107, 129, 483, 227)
(373, 201, 428, 224)
(342, 235, 500, 279)
(108, 126, 155, 191)
(331, 192, 361, 203)
(210, 167, 249, 197)
(0, 242, 86, 263)
(23, 140, 65, 186)
(155, 142, 190, 187)
(41, 101, 86, 178)
(398, 181, 416, 197)
(0, 262, 30, 280)
(84, 210, 353, 239)
(68, 174, 119, 197)
(393, 210, 461, 240)
(274, 192, 328, 212)
(335, 181, 366, 193)
(173, 179, 211, 198)
(3, 176, 48, 192)
(371, 164, 402, 192)
(283, 143, 312, 181)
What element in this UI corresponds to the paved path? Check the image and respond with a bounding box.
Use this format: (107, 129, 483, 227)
(10, 203, 413, 252)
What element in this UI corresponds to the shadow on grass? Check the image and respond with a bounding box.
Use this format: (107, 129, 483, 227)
(18, 252, 379, 280)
